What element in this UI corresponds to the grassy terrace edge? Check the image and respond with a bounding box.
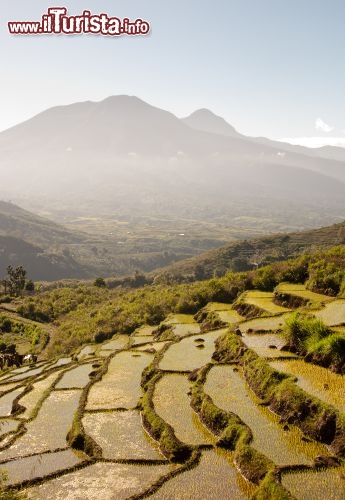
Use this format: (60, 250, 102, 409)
(189, 363, 292, 498)
(139, 346, 194, 463)
(213, 329, 345, 457)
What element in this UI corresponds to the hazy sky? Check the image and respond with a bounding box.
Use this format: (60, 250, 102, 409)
(1, 0, 345, 144)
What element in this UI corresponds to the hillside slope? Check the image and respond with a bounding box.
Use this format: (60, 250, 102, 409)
(0, 235, 90, 280)
(153, 219, 345, 279)
(0, 200, 85, 248)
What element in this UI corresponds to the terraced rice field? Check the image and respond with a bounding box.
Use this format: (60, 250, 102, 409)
(313, 299, 345, 326)
(2, 449, 81, 486)
(281, 466, 345, 499)
(204, 365, 327, 466)
(1, 389, 82, 460)
(275, 283, 333, 304)
(239, 313, 290, 333)
(0, 293, 344, 498)
(82, 410, 163, 460)
(24, 462, 174, 499)
(153, 374, 210, 446)
(55, 363, 94, 389)
(206, 303, 244, 324)
(86, 351, 153, 410)
(270, 359, 345, 413)
(159, 329, 226, 371)
(151, 449, 256, 499)
(242, 291, 290, 314)
(241, 332, 297, 358)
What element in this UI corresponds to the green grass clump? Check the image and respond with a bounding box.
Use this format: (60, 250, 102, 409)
(306, 333, 345, 373)
(243, 350, 288, 400)
(212, 329, 247, 363)
(283, 312, 332, 353)
(234, 445, 275, 485)
(254, 471, 293, 500)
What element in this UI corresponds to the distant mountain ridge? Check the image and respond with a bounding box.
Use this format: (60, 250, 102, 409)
(1, 95, 345, 241)
(181, 108, 241, 138)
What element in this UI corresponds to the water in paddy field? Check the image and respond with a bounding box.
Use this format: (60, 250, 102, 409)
(18, 371, 62, 418)
(24, 462, 174, 499)
(204, 365, 328, 466)
(86, 350, 153, 410)
(82, 409, 164, 460)
(0, 389, 81, 460)
(270, 359, 345, 413)
(153, 373, 211, 446)
(1, 449, 81, 486)
(282, 466, 345, 500)
(55, 363, 94, 389)
(0, 387, 25, 416)
(159, 329, 226, 371)
(150, 449, 256, 499)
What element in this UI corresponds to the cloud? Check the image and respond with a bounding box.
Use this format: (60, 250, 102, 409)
(279, 137, 345, 149)
(315, 118, 334, 133)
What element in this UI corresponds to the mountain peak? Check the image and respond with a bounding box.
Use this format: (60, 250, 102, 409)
(182, 108, 240, 137)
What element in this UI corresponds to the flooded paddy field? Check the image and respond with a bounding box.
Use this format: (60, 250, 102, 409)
(242, 291, 289, 314)
(275, 283, 333, 304)
(83, 410, 163, 460)
(204, 365, 327, 466)
(239, 313, 290, 333)
(1, 449, 82, 486)
(159, 329, 226, 372)
(86, 351, 153, 410)
(0, 387, 26, 416)
(134, 341, 171, 352)
(281, 466, 345, 499)
(0, 297, 344, 499)
(162, 314, 201, 337)
(270, 359, 345, 413)
(19, 371, 62, 418)
(150, 449, 256, 499)
(241, 332, 297, 358)
(24, 462, 174, 499)
(153, 374, 210, 446)
(0, 419, 20, 439)
(313, 299, 345, 326)
(0, 390, 81, 459)
(55, 363, 94, 389)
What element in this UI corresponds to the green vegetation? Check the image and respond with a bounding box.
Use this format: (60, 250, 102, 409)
(283, 313, 332, 353)
(0, 315, 44, 350)
(282, 313, 345, 373)
(212, 330, 345, 455)
(254, 471, 293, 500)
(190, 364, 252, 449)
(0, 471, 26, 499)
(141, 372, 193, 462)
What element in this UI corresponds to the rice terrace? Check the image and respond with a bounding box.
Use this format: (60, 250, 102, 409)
(1, 246, 345, 499)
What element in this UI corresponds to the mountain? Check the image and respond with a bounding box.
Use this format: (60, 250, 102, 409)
(1, 95, 345, 232)
(182, 108, 345, 165)
(153, 219, 345, 280)
(181, 109, 241, 138)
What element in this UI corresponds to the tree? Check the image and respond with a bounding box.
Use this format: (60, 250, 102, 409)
(6, 265, 27, 297)
(25, 280, 35, 292)
(94, 277, 106, 288)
